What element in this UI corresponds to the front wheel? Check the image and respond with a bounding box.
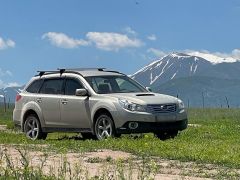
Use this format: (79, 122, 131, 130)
(154, 130, 178, 140)
(24, 115, 47, 140)
(94, 114, 115, 140)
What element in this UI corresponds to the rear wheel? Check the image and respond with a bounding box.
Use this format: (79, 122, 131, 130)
(24, 115, 47, 140)
(94, 113, 115, 140)
(154, 130, 178, 140)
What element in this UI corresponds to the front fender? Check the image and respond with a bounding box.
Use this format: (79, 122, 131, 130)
(91, 100, 118, 122)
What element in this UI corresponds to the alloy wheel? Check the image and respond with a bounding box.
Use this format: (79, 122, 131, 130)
(95, 115, 114, 140)
(24, 116, 40, 140)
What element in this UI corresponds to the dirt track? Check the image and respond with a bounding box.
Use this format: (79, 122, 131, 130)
(1, 145, 232, 179)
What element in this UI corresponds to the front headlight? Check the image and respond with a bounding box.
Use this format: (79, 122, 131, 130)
(118, 99, 146, 112)
(178, 99, 185, 109)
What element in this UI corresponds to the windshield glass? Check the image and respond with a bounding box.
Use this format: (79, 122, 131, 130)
(85, 76, 147, 94)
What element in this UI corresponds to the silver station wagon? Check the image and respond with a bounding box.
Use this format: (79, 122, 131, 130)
(13, 68, 188, 140)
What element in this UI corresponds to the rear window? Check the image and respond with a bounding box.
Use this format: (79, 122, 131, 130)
(26, 79, 43, 93)
(39, 78, 64, 95)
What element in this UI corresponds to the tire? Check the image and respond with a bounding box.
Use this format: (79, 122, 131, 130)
(94, 113, 116, 140)
(24, 114, 47, 140)
(154, 130, 178, 140)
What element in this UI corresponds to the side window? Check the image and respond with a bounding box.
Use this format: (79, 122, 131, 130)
(39, 79, 64, 95)
(26, 79, 43, 93)
(90, 77, 112, 94)
(65, 78, 84, 95)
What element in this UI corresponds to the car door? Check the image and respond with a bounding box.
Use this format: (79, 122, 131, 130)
(60, 77, 91, 129)
(36, 77, 64, 127)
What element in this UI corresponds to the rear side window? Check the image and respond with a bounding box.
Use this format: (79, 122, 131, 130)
(26, 79, 43, 93)
(65, 78, 84, 95)
(39, 79, 64, 94)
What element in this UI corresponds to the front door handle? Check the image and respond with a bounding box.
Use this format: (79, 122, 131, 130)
(36, 98, 42, 103)
(61, 99, 68, 105)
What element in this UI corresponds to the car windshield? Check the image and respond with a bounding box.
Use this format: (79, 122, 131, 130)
(85, 76, 147, 94)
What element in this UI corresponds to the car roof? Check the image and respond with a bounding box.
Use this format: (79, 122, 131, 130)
(35, 68, 125, 78)
(76, 70, 123, 77)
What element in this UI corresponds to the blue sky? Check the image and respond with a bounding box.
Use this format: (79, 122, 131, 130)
(0, 0, 240, 87)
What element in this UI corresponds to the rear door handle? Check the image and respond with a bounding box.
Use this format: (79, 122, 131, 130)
(36, 98, 42, 103)
(61, 99, 68, 105)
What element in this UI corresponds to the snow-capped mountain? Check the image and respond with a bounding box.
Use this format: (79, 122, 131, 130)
(131, 52, 240, 87)
(131, 52, 240, 107)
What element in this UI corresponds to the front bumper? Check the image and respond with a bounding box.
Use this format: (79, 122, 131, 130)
(111, 106, 188, 134)
(116, 118, 188, 134)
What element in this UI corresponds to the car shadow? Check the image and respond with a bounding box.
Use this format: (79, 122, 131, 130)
(55, 133, 146, 141)
(56, 134, 85, 141)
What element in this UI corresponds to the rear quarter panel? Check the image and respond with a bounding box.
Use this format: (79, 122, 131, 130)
(14, 93, 45, 130)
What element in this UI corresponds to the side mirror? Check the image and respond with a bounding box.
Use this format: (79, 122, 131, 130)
(76, 88, 88, 96)
(146, 87, 152, 92)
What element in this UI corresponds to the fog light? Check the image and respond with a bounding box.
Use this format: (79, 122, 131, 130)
(128, 122, 138, 129)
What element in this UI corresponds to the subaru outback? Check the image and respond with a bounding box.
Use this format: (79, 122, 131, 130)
(13, 68, 187, 140)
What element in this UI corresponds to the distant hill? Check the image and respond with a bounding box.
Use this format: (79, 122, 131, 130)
(0, 86, 24, 103)
(153, 76, 240, 108)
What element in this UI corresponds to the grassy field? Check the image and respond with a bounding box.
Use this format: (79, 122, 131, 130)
(0, 107, 240, 179)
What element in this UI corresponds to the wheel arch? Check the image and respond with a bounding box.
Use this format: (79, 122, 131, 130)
(93, 108, 114, 124)
(93, 108, 116, 134)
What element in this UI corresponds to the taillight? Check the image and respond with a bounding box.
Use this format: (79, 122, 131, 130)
(16, 94, 22, 102)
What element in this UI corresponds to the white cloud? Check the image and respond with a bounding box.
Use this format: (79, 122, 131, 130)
(5, 82, 21, 87)
(0, 80, 4, 89)
(0, 69, 13, 77)
(231, 49, 240, 59)
(42, 32, 90, 49)
(0, 69, 19, 89)
(147, 34, 157, 41)
(184, 49, 240, 63)
(123, 27, 137, 35)
(147, 48, 167, 58)
(0, 79, 21, 89)
(0, 37, 15, 50)
(86, 32, 143, 51)
(5, 70, 12, 76)
(147, 48, 240, 64)
(43, 31, 144, 51)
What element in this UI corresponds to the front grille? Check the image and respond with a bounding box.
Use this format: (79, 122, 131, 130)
(147, 104, 177, 114)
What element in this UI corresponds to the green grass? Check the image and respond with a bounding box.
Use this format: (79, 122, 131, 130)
(0, 107, 240, 168)
(0, 105, 14, 129)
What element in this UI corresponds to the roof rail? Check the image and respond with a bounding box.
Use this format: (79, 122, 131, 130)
(102, 70, 125, 76)
(60, 68, 106, 71)
(37, 69, 65, 77)
(36, 68, 125, 77)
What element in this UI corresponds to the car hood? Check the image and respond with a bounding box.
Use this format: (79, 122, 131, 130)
(105, 92, 179, 105)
